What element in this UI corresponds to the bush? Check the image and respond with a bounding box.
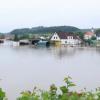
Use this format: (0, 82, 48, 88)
(91, 36, 96, 40)
(17, 76, 100, 100)
(0, 88, 6, 100)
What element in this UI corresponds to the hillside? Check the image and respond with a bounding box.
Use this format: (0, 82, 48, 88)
(10, 26, 81, 35)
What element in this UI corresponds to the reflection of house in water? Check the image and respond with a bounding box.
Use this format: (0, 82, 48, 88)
(52, 47, 76, 59)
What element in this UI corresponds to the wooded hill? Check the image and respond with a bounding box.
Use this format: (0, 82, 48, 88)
(10, 26, 81, 35)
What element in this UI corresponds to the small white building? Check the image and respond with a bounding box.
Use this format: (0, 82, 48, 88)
(19, 39, 30, 45)
(39, 36, 46, 40)
(50, 32, 81, 45)
(84, 28, 96, 40)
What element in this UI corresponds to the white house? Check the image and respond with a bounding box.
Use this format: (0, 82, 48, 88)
(50, 32, 81, 45)
(84, 32, 95, 40)
(84, 28, 96, 40)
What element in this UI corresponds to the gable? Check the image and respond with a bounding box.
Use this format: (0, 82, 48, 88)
(50, 32, 60, 41)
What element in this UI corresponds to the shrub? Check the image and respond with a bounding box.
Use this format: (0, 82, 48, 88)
(17, 76, 100, 100)
(0, 88, 6, 100)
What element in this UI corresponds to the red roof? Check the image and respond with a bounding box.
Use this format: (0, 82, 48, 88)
(84, 32, 94, 35)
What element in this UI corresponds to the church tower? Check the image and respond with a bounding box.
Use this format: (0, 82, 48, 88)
(91, 27, 95, 33)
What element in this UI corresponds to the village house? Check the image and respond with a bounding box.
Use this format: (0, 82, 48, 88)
(50, 32, 81, 46)
(84, 32, 95, 40)
(84, 28, 96, 40)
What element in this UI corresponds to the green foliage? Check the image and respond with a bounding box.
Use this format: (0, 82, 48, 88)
(0, 34, 5, 39)
(14, 34, 19, 41)
(13, 34, 32, 41)
(74, 32, 84, 40)
(64, 76, 76, 88)
(19, 34, 30, 40)
(60, 76, 75, 94)
(0, 88, 6, 100)
(95, 29, 100, 35)
(17, 87, 40, 100)
(91, 36, 96, 40)
(85, 39, 93, 46)
(41, 91, 50, 100)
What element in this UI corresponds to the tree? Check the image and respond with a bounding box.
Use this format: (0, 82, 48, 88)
(74, 32, 84, 40)
(0, 33, 5, 39)
(91, 36, 96, 40)
(95, 29, 100, 34)
(85, 39, 93, 46)
(14, 34, 19, 41)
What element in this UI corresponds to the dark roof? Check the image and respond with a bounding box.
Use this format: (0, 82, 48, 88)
(57, 32, 79, 39)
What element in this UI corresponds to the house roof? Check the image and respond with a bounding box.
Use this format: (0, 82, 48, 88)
(57, 32, 79, 39)
(84, 32, 94, 36)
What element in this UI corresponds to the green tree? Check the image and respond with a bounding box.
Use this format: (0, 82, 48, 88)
(91, 36, 96, 40)
(14, 34, 19, 41)
(85, 39, 93, 46)
(95, 29, 100, 34)
(74, 32, 84, 40)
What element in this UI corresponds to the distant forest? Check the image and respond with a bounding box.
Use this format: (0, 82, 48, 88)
(10, 26, 81, 35)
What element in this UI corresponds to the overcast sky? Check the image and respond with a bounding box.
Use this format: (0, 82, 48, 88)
(0, 0, 100, 32)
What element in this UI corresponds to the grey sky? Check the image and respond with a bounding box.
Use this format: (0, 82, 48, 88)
(0, 0, 100, 32)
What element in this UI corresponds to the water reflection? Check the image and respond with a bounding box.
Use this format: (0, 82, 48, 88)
(96, 47, 100, 54)
(51, 47, 77, 59)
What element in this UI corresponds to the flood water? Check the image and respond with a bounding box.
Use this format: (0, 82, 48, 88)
(0, 41, 100, 100)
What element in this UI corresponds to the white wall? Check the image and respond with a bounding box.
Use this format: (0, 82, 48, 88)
(84, 35, 92, 40)
(61, 38, 81, 45)
(97, 37, 100, 41)
(61, 39, 67, 44)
